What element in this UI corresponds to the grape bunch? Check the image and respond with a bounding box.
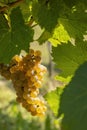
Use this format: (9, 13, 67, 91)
(0, 49, 47, 116)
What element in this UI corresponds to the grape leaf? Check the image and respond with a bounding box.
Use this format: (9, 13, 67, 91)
(0, 14, 9, 39)
(32, 0, 61, 31)
(20, 0, 32, 21)
(49, 24, 70, 47)
(59, 2, 87, 42)
(38, 30, 51, 44)
(52, 41, 87, 77)
(63, 0, 77, 7)
(58, 62, 87, 130)
(0, 7, 34, 63)
(63, 0, 87, 8)
(45, 88, 63, 116)
(49, 2, 87, 46)
(32, 1, 87, 46)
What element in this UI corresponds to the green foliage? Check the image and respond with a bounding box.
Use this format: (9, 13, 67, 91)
(58, 62, 87, 130)
(0, 102, 42, 130)
(38, 30, 51, 44)
(49, 24, 70, 46)
(0, 7, 33, 63)
(52, 41, 87, 77)
(59, 3, 87, 41)
(45, 88, 63, 116)
(32, 0, 61, 31)
(32, 0, 87, 46)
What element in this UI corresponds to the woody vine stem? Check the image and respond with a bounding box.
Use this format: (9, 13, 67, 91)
(0, 0, 24, 12)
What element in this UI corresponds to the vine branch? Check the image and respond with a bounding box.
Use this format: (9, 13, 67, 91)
(0, 0, 24, 12)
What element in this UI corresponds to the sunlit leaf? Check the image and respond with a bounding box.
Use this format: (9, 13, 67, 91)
(52, 42, 87, 77)
(45, 88, 63, 116)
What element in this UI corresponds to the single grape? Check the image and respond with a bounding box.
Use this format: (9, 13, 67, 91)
(34, 80, 42, 88)
(29, 49, 34, 56)
(35, 50, 41, 56)
(30, 104, 37, 112)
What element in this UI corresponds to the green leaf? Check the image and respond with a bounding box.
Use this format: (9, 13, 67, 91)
(32, 0, 61, 31)
(58, 62, 87, 130)
(0, 1, 8, 7)
(49, 24, 70, 47)
(48, 2, 87, 46)
(63, 0, 87, 8)
(0, 14, 9, 39)
(32, 1, 87, 45)
(59, 3, 87, 42)
(38, 30, 51, 44)
(45, 88, 63, 116)
(55, 75, 72, 84)
(63, 0, 77, 7)
(0, 7, 34, 63)
(52, 42, 87, 77)
(20, 1, 32, 21)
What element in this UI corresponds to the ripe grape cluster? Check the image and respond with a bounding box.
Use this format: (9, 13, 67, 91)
(0, 49, 47, 116)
